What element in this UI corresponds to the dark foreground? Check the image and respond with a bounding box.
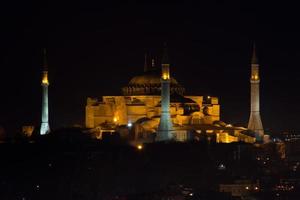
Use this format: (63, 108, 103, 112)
(0, 134, 299, 200)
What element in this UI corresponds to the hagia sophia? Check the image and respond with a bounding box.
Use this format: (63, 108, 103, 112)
(83, 45, 264, 144)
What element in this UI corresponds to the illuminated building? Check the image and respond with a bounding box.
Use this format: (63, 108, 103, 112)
(248, 44, 264, 141)
(22, 126, 35, 137)
(219, 180, 260, 197)
(86, 46, 256, 143)
(40, 48, 50, 135)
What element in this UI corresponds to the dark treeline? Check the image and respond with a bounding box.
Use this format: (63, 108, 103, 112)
(0, 128, 298, 199)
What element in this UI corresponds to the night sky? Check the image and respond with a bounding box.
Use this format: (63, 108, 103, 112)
(1, 1, 300, 133)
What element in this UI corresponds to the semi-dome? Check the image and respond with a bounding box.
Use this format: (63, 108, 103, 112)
(122, 70, 185, 95)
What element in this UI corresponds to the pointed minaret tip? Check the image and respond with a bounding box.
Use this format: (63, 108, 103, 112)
(144, 53, 148, 72)
(251, 43, 258, 64)
(43, 48, 48, 71)
(162, 42, 169, 64)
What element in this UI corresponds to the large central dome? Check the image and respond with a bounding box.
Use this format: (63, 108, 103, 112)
(129, 71, 178, 85)
(122, 69, 185, 95)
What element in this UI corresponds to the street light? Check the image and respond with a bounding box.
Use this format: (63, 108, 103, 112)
(137, 144, 143, 150)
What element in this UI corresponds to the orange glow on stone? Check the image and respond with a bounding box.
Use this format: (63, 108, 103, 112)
(162, 73, 169, 80)
(42, 72, 49, 85)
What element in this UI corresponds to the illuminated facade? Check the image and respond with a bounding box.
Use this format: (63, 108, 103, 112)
(40, 49, 50, 135)
(248, 44, 264, 140)
(219, 180, 260, 197)
(22, 126, 35, 137)
(86, 47, 256, 143)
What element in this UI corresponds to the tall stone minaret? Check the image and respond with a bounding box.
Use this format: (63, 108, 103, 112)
(248, 44, 264, 140)
(156, 44, 173, 141)
(40, 48, 50, 135)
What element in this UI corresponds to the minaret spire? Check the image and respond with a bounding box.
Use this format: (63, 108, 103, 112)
(248, 43, 264, 141)
(43, 48, 48, 71)
(251, 43, 258, 64)
(40, 48, 50, 135)
(144, 53, 149, 72)
(162, 42, 169, 64)
(151, 58, 155, 68)
(161, 43, 170, 80)
(156, 43, 173, 141)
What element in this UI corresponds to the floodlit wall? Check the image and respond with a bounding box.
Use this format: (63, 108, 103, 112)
(85, 95, 220, 128)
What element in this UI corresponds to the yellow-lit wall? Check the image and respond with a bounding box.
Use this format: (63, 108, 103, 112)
(86, 106, 95, 128)
(85, 95, 221, 129)
(234, 131, 256, 143)
(174, 130, 189, 142)
(217, 132, 238, 143)
(22, 126, 35, 137)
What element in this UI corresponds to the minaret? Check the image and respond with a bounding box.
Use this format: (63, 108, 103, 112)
(40, 48, 50, 135)
(151, 58, 155, 69)
(156, 44, 173, 141)
(248, 44, 264, 140)
(144, 53, 149, 72)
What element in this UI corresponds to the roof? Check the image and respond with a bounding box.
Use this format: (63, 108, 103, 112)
(170, 93, 196, 103)
(128, 70, 178, 86)
(175, 124, 246, 131)
(155, 94, 197, 105)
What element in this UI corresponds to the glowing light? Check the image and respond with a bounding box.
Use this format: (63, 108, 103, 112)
(218, 163, 226, 170)
(137, 144, 143, 150)
(189, 193, 193, 196)
(127, 122, 132, 127)
(113, 117, 117, 122)
(42, 78, 48, 84)
(254, 186, 259, 190)
(245, 186, 249, 190)
(252, 75, 259, 80)
(42, 73, 49, 85)
(207, 95, 211, 99)
(162, 73, 169, 80)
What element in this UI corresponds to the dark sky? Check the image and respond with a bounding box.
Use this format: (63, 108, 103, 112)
(1, 1, 300, 133)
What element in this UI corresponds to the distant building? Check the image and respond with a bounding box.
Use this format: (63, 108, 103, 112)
(86, 46, 256, 143)
(274, 178, 300, 192)
(219, 180, 260, 197)
(22, 126, 35, 137)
